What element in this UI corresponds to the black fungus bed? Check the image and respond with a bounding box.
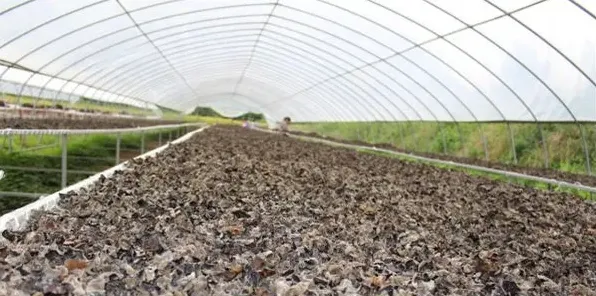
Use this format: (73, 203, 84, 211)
(1, 126, 596, 295)
(0, 117, 182, 130)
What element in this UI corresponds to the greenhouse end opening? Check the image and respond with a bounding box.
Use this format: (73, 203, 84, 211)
(1, 1, 596, 295)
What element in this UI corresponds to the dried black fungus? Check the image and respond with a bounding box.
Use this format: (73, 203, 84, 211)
(0, 126, 595, 295)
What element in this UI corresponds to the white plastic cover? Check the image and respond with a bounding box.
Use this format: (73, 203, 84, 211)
(0, 0, 594, 122)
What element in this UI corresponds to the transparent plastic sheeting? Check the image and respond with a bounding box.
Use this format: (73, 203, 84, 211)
(0, 0, 595, 123)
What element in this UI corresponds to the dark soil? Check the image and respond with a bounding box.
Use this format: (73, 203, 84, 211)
(1, 126, 596, 295)
(289, 130, 596, 188)
(0, 117, 183, 130)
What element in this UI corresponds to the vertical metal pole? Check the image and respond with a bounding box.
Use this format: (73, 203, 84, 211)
(168, 131, 172, 142)
(440, 122, 447, 154)
(479, 123, 489, 162)
(158, 131, 162, 146)
(8, 134, 12, 153)
(398, 122, 406, 151)
(409, 122, 422, 152)
(115, 133, 121, 165)
(537, 123, 549, 168)
(579, 124, 591, 175)
(507, 123, 518, 164)
(140, 132, 145, 154)
(455, 123, 465, 157)
(61, 133, 67, 189)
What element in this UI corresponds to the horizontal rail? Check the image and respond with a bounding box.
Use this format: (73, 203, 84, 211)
(0, 165, 97, 175)
(17, 143, 59, 153)
(0, 191, 46, 199)
(256, 128, 596, 195)
(0, 122, 203, 136)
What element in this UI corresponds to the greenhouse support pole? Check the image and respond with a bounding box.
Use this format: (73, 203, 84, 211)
(455, 123, 465, 157)
(61, 133, 67, 189)
(440, 122, 447, 154)
(398, 123, 406, 151)
(140, 132, 145, 154)
(507, 123, 518, 164)
(480, 124, 489, 161)
(409, 122, 420, 152)
(168, 131, 172, 142)
(579, 124, 592, 175)
(7, 135, 12, 153)
(537, 123, 549, 168)
(115, 133, 121, 165)
(158, 132, 162, 146)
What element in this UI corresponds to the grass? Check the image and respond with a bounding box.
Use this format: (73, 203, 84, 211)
(292, 121, 596, 175)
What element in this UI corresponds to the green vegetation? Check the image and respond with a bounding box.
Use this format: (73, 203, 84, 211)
(234, 112, 265, 122)
(190, 106, 266, 123)
(292, 121, 596, 175)
(191, 106, 224, 117)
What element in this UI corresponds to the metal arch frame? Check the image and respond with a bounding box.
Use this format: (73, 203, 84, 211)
(97, 32, 417, 123)
(118, 54, 366, 122)
(368, 0, 549, 163)
(1, 0, 594, 165)
(88, 56, 357, 122)
(113, 0, 200, 106)
(193, 92, 331, 122)
(229, 0, 279, 101)
(419, 0, 549, 166)
(120, 54, 370, 122)
(80, 26, 418, 124)
(24, 18, 386, 121)
(0, 0, 109, 50)
(267, 5, 476, 121)
(0, 0, 157, 109)
(484, 0, 596, 175)
(2, 0, 592, 119)
(134, 20, 404, 123)
(481, 0, 594, 173)
(4, 4, 444, 125)
(281, 1, 513, 161)
(1, 5, 274, 111)
(30, 20, 420, 125)
(3, 4, 436, 131)
(489, 0, 596, 90)
(87, 33, 262, 87)
(49, 27, 266, 108)
(77, 39, 378, 121)
(194, 92, 347, 123)
(0, 1, 36, 17)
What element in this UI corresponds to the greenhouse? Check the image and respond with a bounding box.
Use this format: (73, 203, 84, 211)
(1, 0, 596, 295)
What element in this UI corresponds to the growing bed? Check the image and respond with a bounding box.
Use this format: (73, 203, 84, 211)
(1, 126, 595, 295)
(0, 117, 182, 130)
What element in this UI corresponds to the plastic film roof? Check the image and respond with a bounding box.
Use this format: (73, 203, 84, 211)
(0, 0, 595, 122)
